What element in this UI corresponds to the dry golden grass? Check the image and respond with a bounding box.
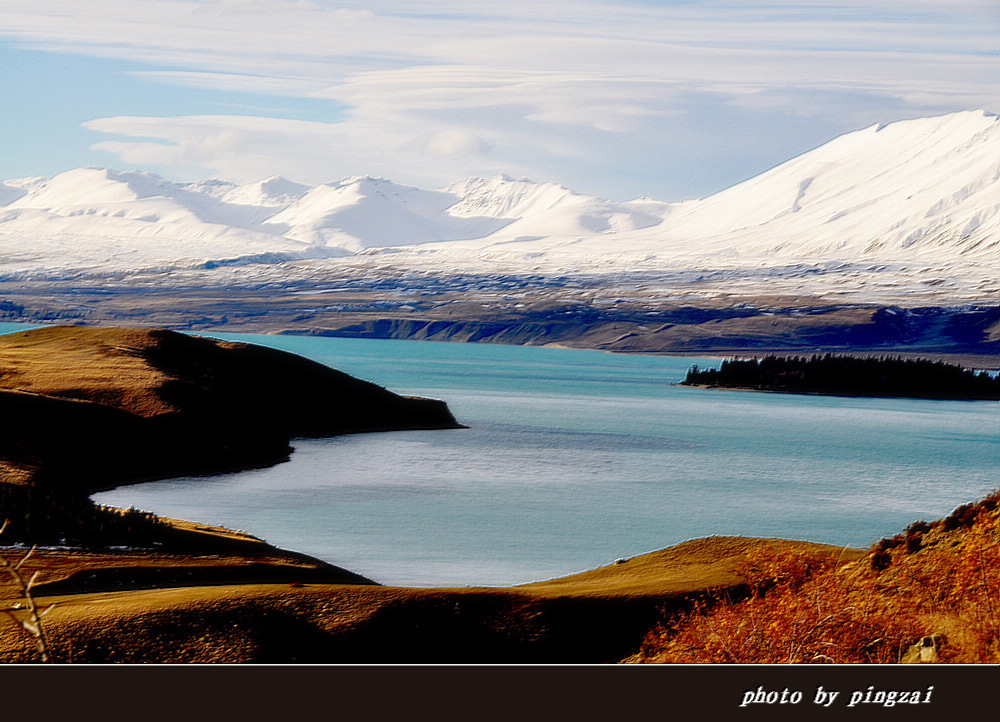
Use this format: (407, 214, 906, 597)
(629, 490, 1000, 664)
(0, 534, 862, 663)
(0, 325, 180, 417)
(517, 536, 860, 598)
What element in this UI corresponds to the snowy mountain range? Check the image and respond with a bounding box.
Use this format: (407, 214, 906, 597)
(1, 109, 997, 302)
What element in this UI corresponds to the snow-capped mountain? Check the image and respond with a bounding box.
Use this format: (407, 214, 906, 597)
(444, 174, 666, 239)
(0, 109, 996, 300)
(642, 110, 1000, 263)
(263, 176, 514, 250)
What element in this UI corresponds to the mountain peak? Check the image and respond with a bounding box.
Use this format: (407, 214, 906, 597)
(337, 175, 396, 188)
(221, 176, 311, 207)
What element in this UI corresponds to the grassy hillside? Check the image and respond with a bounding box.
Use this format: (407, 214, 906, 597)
(0, 325, 461, 493)
(0, 535, 852, 663)
(0, 324, 457, 662)
(628, 490, 1000, 664)
(2, 490, 997, 663)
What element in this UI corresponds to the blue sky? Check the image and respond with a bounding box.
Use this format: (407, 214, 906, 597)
(1, 1, 998, 201)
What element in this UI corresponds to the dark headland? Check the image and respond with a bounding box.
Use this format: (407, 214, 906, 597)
(0, 324, 462, 494)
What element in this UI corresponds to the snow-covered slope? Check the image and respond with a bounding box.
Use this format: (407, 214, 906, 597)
(0, 168, 326, 274)
(423, 110, 999, 266)
(265, 176, 514, 250)
(444, 174, 665, 239)
(647, 110, 1000, 263)
(0, 110, 997, 300)
(0, 166, 656, 274)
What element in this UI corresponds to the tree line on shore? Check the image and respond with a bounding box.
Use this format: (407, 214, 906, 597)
(681, 354, 1000, 400)
(0, 483, 168, 547)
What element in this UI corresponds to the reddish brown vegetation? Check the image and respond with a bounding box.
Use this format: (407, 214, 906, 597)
(630, 490, 1000, 664)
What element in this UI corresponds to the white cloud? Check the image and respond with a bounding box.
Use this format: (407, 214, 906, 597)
(425, 129, 495, 159)
(132, 70, 328, 97)
(4, 1, 1000, 198)
(84, 114, 512, 187)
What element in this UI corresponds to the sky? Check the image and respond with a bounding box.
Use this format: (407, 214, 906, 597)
(1, 1, 998, 201)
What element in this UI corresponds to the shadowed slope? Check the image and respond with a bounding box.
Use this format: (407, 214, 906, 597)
(0, 325, 462, 492)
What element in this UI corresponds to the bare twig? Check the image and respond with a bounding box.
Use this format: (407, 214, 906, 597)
(0, 520, 53, 662)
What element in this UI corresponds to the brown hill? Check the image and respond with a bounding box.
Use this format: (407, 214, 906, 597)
(0, 534, 854, 663)
(0, 325, 461, 492)
(6, 498, 996, 663)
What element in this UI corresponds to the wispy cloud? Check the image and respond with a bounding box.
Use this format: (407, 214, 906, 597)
(3, 1, 998, 198)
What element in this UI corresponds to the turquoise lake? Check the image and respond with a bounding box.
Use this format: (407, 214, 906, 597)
(80, 332, 999, 587)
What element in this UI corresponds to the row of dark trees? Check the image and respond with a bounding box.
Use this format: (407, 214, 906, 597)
(681, 354, 1000, 400)
(0, 483, 168, 547)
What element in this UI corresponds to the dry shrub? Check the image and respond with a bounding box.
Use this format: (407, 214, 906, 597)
(935, 506, 1000, 661)
(636, 491, 1000, 664)
(639, 544, 918, 663)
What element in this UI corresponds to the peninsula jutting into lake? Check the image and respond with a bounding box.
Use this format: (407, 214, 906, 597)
(681, 354, 1000, 400)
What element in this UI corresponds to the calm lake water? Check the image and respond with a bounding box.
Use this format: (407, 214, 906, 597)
(80, 332, 1000, 587)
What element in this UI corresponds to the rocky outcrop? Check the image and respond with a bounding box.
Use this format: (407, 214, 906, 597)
(901, 633, 947, 663)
